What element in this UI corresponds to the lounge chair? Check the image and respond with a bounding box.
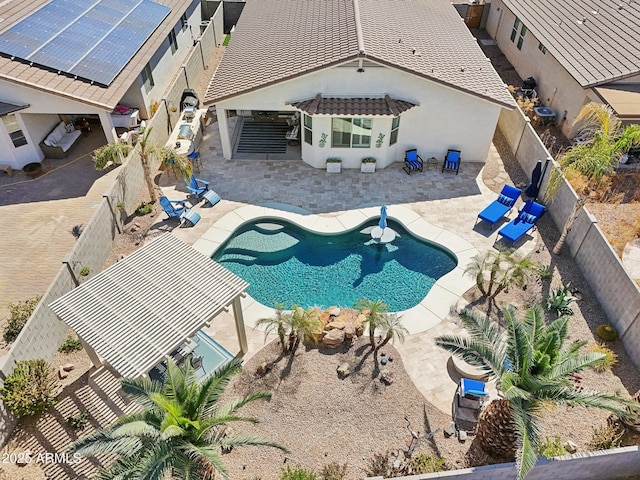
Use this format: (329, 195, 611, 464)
(403, 149, 424, 175)
(186, 174, 209, 199)
(477, 185, 522, 229)
(497, 199, 545, 244)
(457, 377, 488, 409)
(159, 196, 187, 219)
(442, 149, 461, 174)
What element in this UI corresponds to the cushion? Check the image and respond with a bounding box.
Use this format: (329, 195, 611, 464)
(466, 389, 488, 397)
(406, 150, 417, 162)
(521, 213, 537, 224)
(65, 123, 75, 133)
(49, 138, 59, 147)
(445, 160, 458, 170)
(497, 194, 513, 206)
(43, 137, 53, 147)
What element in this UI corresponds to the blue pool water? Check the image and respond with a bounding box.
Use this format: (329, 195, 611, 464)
(212, 219, 457, 311)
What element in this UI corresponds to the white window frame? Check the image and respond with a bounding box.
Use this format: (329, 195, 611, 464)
(389, 116, 400, 145)
(331, 117, 372, 148)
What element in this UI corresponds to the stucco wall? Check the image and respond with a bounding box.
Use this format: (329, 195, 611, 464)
(215, 61, 504, 166)
(367, 446, 640, 480)
(485, 0, 590, 138)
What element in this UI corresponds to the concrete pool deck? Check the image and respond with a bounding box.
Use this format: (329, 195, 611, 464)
(157, 125, 534, 414)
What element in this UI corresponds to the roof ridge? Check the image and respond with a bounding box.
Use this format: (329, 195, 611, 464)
(353, 0, 366, 55)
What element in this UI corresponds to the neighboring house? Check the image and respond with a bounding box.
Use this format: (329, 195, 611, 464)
(204, 0, 516, 169)
(485, 0, 640, 138)
(0, 0, 214, 171)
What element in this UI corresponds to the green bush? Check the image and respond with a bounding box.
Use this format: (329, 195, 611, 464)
(320, 462, 347, 480)
(1, 359, 58, 417)
(59, 335, 83, 353)
(411, 453, 447, 474)
(536, 264, 553, 281)
(66, 411, 89, 430)
(596, 324, 618, 342)
(589, 423, 623, 451)
(3, 295, 42, 342)
(280, 465, 316, 480)
(539, 436, 565, 458)
(586, 343, 618, 372)
(136, 202, 154, 216)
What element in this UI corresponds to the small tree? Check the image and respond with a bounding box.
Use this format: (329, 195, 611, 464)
(354, 298, 390, 349)
(157, 145, 193, 179)
(1, 359, 58, 417)
(465, 249, 540, 299)
(375, 314, 408, 351)
(92, 141, 132, 170)
(3, 295, 42, 342)
(287, 305, 322, 353)
(256, 302, 289, 353)
(137, 127, 159, 204)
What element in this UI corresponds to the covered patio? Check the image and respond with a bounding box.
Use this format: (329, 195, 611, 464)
(49, 233, 249, 379)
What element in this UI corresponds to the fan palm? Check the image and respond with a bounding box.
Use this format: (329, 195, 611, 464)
(255, 302, 288, 353)
(287, 305, 322, 353)
(71, 358, 288, 480)
(374, 314, 408, 351)
(354, 298, 390, 348)
(435, 304, 638, 480)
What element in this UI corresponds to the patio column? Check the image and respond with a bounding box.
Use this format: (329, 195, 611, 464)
(79, 335, 103, 368)
(232, 296, 248, 354)
(217, 108, 232, 159)
(98, 111, 118, 144)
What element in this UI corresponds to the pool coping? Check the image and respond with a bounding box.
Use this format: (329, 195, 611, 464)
(192, 204, 478, 335)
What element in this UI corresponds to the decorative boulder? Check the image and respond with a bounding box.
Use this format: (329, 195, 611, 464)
(329, 307, 341, 317)
(563, 440, 578, 454)
(380, 371, 394, 385)
(257, 362, 272, 375)
(344, 325, 356, 339)
(322, 328, 345, 348)
(58, 367, 69, 379)
(62, 363, 75, 371)
(326, 320, 346, 330)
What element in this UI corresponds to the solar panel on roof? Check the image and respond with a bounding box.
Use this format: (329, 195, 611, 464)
(0, 0, 170, 87)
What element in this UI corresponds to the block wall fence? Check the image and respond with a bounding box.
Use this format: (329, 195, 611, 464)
(0, 20, 219, 446)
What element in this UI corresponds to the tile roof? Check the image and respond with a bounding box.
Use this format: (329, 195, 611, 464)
(204, 0, 515, 108)
(502, 0, 640, 87)
(0, 0, 193, 110)
(291, 94, 417, 115)
(0, 101, 29, 116)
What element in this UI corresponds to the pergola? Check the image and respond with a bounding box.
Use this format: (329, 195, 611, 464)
(49, 233, 249, 378)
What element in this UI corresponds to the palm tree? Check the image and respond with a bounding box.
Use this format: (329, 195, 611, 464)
(287, 305, 321, 353)
(465, 249, 539, 299)
(137, 127, 159, 204)
(92, 141, 132, 170)
(375, 314, 408, 351)
(435, 305, 638, 480)
(71, 358, 288, 480)
(354, 298, 390, 349)
(255, 302, 289, 353)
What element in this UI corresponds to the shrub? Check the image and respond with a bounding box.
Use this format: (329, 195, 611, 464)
(0, 359, 58, 417)
(588, 423, 623, 451)
(596, 324, 618, 342)
(411, 453, 447, 474)
(79, 267, 90, 276)
(539, 436, 565, 458)
(365, 453, 391, 477)
(320, 463, 348, 480)
(59, 335, 83, 353)
(546, 284, 577, 316)
(326, 158, 341, 163)
(280, 465, 316, 480)
(136, 202, 154, 216)
(586, 343, 618, 372)
(3, 295, 42, 342)
(536, 264, 553, 281)
(362, 157, 376, 163)
(66, 411, 89, 430)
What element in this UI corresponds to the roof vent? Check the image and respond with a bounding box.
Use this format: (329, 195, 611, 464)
(591, 8, 599, 14)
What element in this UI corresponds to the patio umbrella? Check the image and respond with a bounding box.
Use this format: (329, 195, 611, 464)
(379, 205, 388, 230)
(525, 160, 542, 198)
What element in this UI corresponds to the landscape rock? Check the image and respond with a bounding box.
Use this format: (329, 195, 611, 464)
(329, 307, 341, 316)
(344, 325, 356, 339)
(58, 367, 68, 379)
(337, 363, 351, 378)
(257, 362, 272, 375)
(563, 440, 578, 453)
(326, 320, 346, 330)
(62, 363, 75, 371)
(380, 371, 394, 385)
(322, 328, 345, 348)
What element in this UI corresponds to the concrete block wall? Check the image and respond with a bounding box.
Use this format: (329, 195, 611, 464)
(368, 446, 640, 480)
(497, 107, 640, 370)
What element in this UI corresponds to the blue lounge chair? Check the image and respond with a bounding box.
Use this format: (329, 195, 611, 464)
(460, 378, 488, 398)
(498, 199, 545, 244)
(403, 149, 424, 174)
(477, 185, 522, 229)
(442, 149, 461, 174)
(186, 174, 209, 199)
(159, 196, 187, 219)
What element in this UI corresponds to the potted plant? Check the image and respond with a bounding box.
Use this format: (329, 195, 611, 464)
(361, 157, 376, 173)
(79, 267, 90, 277)
(326, 158, 342, 173)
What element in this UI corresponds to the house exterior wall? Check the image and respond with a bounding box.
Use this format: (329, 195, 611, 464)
(130, 0, 203, 119)
(486, 0, 590, 138)
(215, 62, 504, 167)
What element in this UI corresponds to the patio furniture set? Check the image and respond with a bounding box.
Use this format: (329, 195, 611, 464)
(403, 148, 461, 175)
(159, 173, 221, 228)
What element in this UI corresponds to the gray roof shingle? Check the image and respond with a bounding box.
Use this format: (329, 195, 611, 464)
(502, 0, 640, 87)
(291, 94, 417, 115)
(205, 0, 515, 108)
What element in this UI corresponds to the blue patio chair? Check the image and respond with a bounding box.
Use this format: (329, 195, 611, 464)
(442, 149, 461, 174)
(403, 149, 424, 175)
(457, 377, 489, 409)
(186, 174, 209, 199)
(497, 199, 545, 244)
(476, 185, 522, 229)
(159, 196, 187, 219)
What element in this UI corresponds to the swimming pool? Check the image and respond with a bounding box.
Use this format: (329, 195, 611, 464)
(212, 218, 457, 311)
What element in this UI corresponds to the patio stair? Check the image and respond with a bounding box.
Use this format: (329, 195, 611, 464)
(236, 121, 289, 154)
